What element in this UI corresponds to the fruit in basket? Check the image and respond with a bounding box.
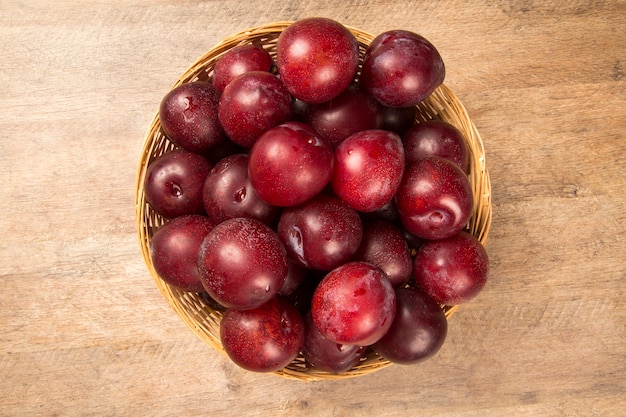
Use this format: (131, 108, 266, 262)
(202, 153, 280, 225)
(373, 287, 447, 364)
(361, 30, 445, 107)
(276, 17, 360, 103)
(302, 313, 366, 372)
(277, 194, 363, 271)
(197, 217, 288, 310)
(331, 129, 405, 212)
(403, 120, 470, 172)
(303, 85, 381, 147)
(248, 121, 334, 207)
(144, 149, 212, 218)
(396, 156, 473, 240)
(218, 71, 293, 148)
(159, 81, 223, 153)
(141, 19, 492, 377)
(413, 231, 489, 305)
(311, 261, 396, 346)
(220, 296, 304, 372)
(212, 44, 274, 94)
(150, 215, 215, 292)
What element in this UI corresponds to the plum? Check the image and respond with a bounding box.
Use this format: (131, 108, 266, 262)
(220, 297, 304, 372)
(144, 149, 212, 218)
(413, 231, 489, 305)
(311, 261, 396, 346)
(373, 287, 447, 364)
(212, 44, 273, 94)
(248, 122, 334, 207)
(403, 120, 470, 173)
(276, 18, 359, 103)
(197, 217, 288, 310)
(159, 81, 224, 153)
(218, 71, 292, 148)
(396, 156, 473, 240)
(361, 30, 445, 107)
(150, 214, 215, 292)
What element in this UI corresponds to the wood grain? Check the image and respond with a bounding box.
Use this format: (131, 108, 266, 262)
(1, 1, 625, 416)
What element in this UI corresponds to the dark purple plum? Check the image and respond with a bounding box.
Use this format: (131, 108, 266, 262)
(218, 71, 292, 148)
(248, 122, 334, 207)
(352, 220, 412, 288)
(212, 44, 274, 94)
(403, 120, 469, 173)
(302, 313, 365, 373)
(361, 30, 445, 107)
(220, 297, 304, 372)
(202, 153, 280, 226)
(144, 149, 212, 218)
(373, 287, 447, 364)
(159, 81, 224, 153)
(304, 86, 380, 147)
(197, 217, 287, 310)
(150, 215, 215, 292)
(331, 129, 405, 212)
(413, 231, 489, 305)
(277, 194, 363, 271)
(396, 156, 473, 240)
(311, 261, 396, 346)
(276, 18, 359, 103)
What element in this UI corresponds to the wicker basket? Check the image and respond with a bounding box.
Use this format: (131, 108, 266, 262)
(135, 21, 492, 381)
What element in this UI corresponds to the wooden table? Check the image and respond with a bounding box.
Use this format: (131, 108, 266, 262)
(1, 1, 624, 416)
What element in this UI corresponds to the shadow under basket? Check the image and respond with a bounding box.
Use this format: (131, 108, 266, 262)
(135, 21, 493, 381)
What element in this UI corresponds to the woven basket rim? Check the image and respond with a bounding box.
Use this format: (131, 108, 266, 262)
(135, 21, 492, 382)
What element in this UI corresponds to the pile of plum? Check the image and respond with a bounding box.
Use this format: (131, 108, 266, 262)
(144, 18, 489, 374)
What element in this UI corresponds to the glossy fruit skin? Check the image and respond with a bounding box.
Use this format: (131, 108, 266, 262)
(150, 215, 215, 292)
(311, 261, 396, 345)
(218, 71, 292, 148)
(277, 194, 363, 271)
(202, 153, 280, 226)
(144, 149, 212, 218)
(212, 44, 274, 94)
(159, 81, 224, 153)
(352, 220, 412, 288)
(331, 129, 405, 212)
(248, 122, 334, 207)
(220, 297, 304, 372)
(413, 231, 489, 305)
(403, 120, 469, 173)
(197, 217, 288, 310)
(396, 156, 473, 240)
(302, 313, 365, 373)
(276, 17, 359, 103)
(372, 287, 447, 364)
(304, 86, 380, 147)
(361, 30, 445, 107)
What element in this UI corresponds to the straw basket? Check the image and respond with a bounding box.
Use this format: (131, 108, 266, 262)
(135, 21, 492, 381)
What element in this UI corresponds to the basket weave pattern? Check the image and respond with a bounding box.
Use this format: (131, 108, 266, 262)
(135, 22, 492, 381)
